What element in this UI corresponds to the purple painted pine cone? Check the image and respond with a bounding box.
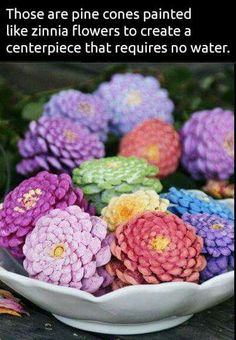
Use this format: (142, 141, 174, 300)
(95, 73, 174, 136)
(201, 255, 229, 281)
(0, 171, 95, 259)
(43, 90, 110, 141)
(23, 205, 112, 294)
(181, 108, 234, 180)
(17, 116, 104, 176)
(182, 213, 234, 258)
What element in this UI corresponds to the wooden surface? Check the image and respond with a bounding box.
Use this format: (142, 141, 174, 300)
(0, 283, 234, 340)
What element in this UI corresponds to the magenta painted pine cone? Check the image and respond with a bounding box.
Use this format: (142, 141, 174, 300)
(17, 116, 105, 176)
(0, 171, 95, 259)
(43, 89, 110, 141)
(106, 211, 206, 289)
(181, 108, 234, 180)
(23, 206, 112, 293)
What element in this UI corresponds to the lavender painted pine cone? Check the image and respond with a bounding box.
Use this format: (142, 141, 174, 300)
(0, 171, 95, 258)
(182, 213, 234, 258)
(181, 108, 234, 180)
(43, 90, 110, 141)
(95, 73, 174, 135)
(23, 206, 112, 294)
(17, 116, 104, 176)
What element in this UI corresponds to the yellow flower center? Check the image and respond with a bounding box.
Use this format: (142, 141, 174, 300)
(79, 102, 94, 115)
(126, 91, 142, 106)
(64, 129, 79, 142)
(106, 161, 120, 169)
(211, 223, 224, 230)
(150, 235, 170, 252)
(144, 144, 160, 162)
(14, 188, 42, 213)
(224, 132, 234, 157)
(50, 243, 66, 258)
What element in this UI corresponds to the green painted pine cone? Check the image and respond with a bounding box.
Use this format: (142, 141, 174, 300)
(73, 157, 162, 214)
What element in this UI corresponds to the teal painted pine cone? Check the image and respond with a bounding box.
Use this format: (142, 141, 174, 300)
(73, 156, 162, 213)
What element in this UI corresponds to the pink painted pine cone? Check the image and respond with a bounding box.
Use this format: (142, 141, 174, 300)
(0, 171, 95, 259)
(106, 211, 206, 289)
(23, 206, 112, 294)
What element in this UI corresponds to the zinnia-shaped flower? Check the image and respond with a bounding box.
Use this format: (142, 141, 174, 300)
(182, 213, 234, 258)
(200, 255, 232, 281)
(181, 108, 234, 180)
(0, 289, 29, 316)
(162, 187, 234, 221)
(23, 206, 112, 293)
(73, 156, 163, 213)
(106, 211, 206, 289)
(96, 73, 174, 135)
(17, 116, 104, 176)
(119, 119, 181, 178)
(203, 180, 234, 199)
(43, 89, 110, 141)
(101, 190, 169, 231)
(0, 171, 95, 258)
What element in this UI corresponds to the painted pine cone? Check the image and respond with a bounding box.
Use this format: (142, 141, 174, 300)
(23, 206, 112, 293)
(96, 73, 174, 135)
(162, 187, 234, 221)
(0, 171, 95, 258)
(17, 116, 104, 176)
(181, 108, 234, 180)
(43, 89, 110, 141)
(182, 213, 234, 258)
(101, 190, 169, 231)
(200, 255, 232, 281)
(73, 156, 163, 213)
(203, 180, 234, 199)
(119, 119, 181, 178)
(106, 211, 206, 289)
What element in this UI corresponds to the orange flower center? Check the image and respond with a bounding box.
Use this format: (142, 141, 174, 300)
(79, 102, 94, 115)
(14, 188, 42, 213)
(150, 235, 170, 252)
(126, 91, 142, 106)
(224, 132, 234, 157)
(50, 243, 66, 258)
(63, 129, 79, 142)
(119, 205, 133, 219)
(211, 223, 224, 230)
(144, 144, 160, 162)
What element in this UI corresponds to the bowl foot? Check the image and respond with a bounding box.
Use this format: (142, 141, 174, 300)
(53, 314, 193, 335)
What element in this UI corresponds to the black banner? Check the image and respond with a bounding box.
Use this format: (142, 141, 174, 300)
(0, 1, 234, 62)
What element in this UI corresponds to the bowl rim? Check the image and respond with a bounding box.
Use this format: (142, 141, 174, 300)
(0, 266, 234, 303)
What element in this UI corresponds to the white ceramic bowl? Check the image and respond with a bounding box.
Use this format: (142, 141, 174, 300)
(0, 191, 234, 335)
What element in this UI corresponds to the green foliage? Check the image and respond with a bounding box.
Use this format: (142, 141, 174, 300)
(0, 64, 234, 201)
(22, 100, 45, 121)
